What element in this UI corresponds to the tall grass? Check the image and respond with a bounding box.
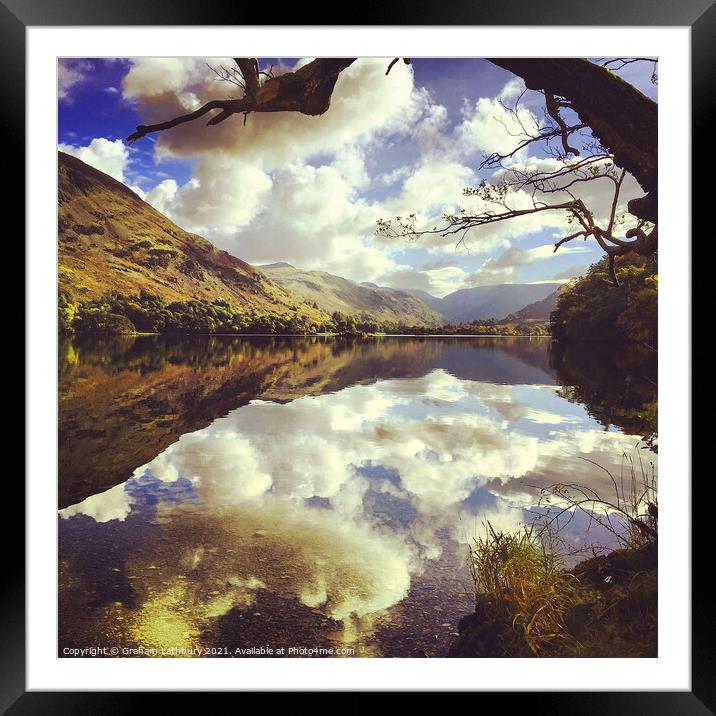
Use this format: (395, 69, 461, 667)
(469, 522, 579, 656)
(465, 447, 658, 657)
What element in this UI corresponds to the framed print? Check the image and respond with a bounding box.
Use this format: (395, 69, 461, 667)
(10, 0, 705, 710)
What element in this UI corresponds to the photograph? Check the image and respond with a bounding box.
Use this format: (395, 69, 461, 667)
(56, 55, 660, 661)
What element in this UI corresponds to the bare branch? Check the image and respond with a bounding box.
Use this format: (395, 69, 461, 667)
(385, 58, 400, 75)
(127, 58, 357, 144)
(234, 58, 260, 99)
(600, 57, 658, 84)
(377, 179, 657, 286)
(127, 99, 250, 143)
(489, 58, 658, 224)
(544, 92, 580, 157)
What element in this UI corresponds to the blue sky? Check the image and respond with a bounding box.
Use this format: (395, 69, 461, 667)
(58, 58, 656, 296)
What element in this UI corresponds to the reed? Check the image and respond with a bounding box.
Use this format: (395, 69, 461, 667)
(469, 522, 579, 656)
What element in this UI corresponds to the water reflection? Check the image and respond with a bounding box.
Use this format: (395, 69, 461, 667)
(550, 341, 657, 445)
(58, 336, 656, 657)
(58, 335, 555, 508)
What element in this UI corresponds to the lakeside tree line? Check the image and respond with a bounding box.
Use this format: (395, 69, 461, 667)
(59, 254, 656, 343)
(57, 289, 549, 337)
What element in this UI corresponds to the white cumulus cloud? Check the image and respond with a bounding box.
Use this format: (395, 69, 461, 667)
(59, 137, 130, 183)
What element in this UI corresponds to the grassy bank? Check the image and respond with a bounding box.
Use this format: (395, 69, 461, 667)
(450, 454, 658, 658)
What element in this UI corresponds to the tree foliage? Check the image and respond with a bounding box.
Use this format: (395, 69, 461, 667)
(60, 290, 332, 336)
(59, 290, 551, 337)
(549, 254, 657, 346)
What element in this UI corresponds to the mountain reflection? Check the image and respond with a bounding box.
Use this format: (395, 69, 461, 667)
(59, 336, 655, 657)
(59, 335, 555, 508)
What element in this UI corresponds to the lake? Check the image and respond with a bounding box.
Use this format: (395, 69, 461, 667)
(58, 335, 657, 657)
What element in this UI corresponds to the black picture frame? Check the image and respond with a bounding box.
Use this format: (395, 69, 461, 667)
(9, 1, 704, 711)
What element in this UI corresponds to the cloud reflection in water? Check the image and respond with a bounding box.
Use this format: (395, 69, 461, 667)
(60, 368, 652, 653)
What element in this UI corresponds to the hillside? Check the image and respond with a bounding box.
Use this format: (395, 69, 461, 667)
(400, 288, 446, 314)
(410, 283, 561, 324)
(58, 152, 325, 323)
(258, 263, 444, 327)
(58, 152, 561, 334)
(501, 289, 559, 322)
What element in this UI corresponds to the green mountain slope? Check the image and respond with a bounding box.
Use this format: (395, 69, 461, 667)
(58, 152, 325, 323)
(258, 263, 444, 327)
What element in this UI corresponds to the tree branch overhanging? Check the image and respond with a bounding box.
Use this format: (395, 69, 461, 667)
(124, 56, 659, 281)
(480, 88, 590, 171)
(126, 57, 416, 144)
(377, 59, 658, 282)
(127, 58, 358, 144)
(488, 58, 657, 224)
(376, 173, 656, 287)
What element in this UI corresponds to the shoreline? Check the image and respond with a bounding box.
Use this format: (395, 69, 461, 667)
(449, 541, 658, 658)
(68, 331, 555, 339)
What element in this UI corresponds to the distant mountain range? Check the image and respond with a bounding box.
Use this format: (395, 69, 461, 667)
(261, 264, 560, 326)
(58, 152, 562, 328)
(258, 263, 444, 327)
(406, 284, 561, 324)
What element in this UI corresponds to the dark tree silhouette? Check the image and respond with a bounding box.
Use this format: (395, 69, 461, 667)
(125, 57, 657, 282)
(126, 58, 356, 143)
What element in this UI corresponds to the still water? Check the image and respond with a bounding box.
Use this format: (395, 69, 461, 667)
(58, 335, 656, 657)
